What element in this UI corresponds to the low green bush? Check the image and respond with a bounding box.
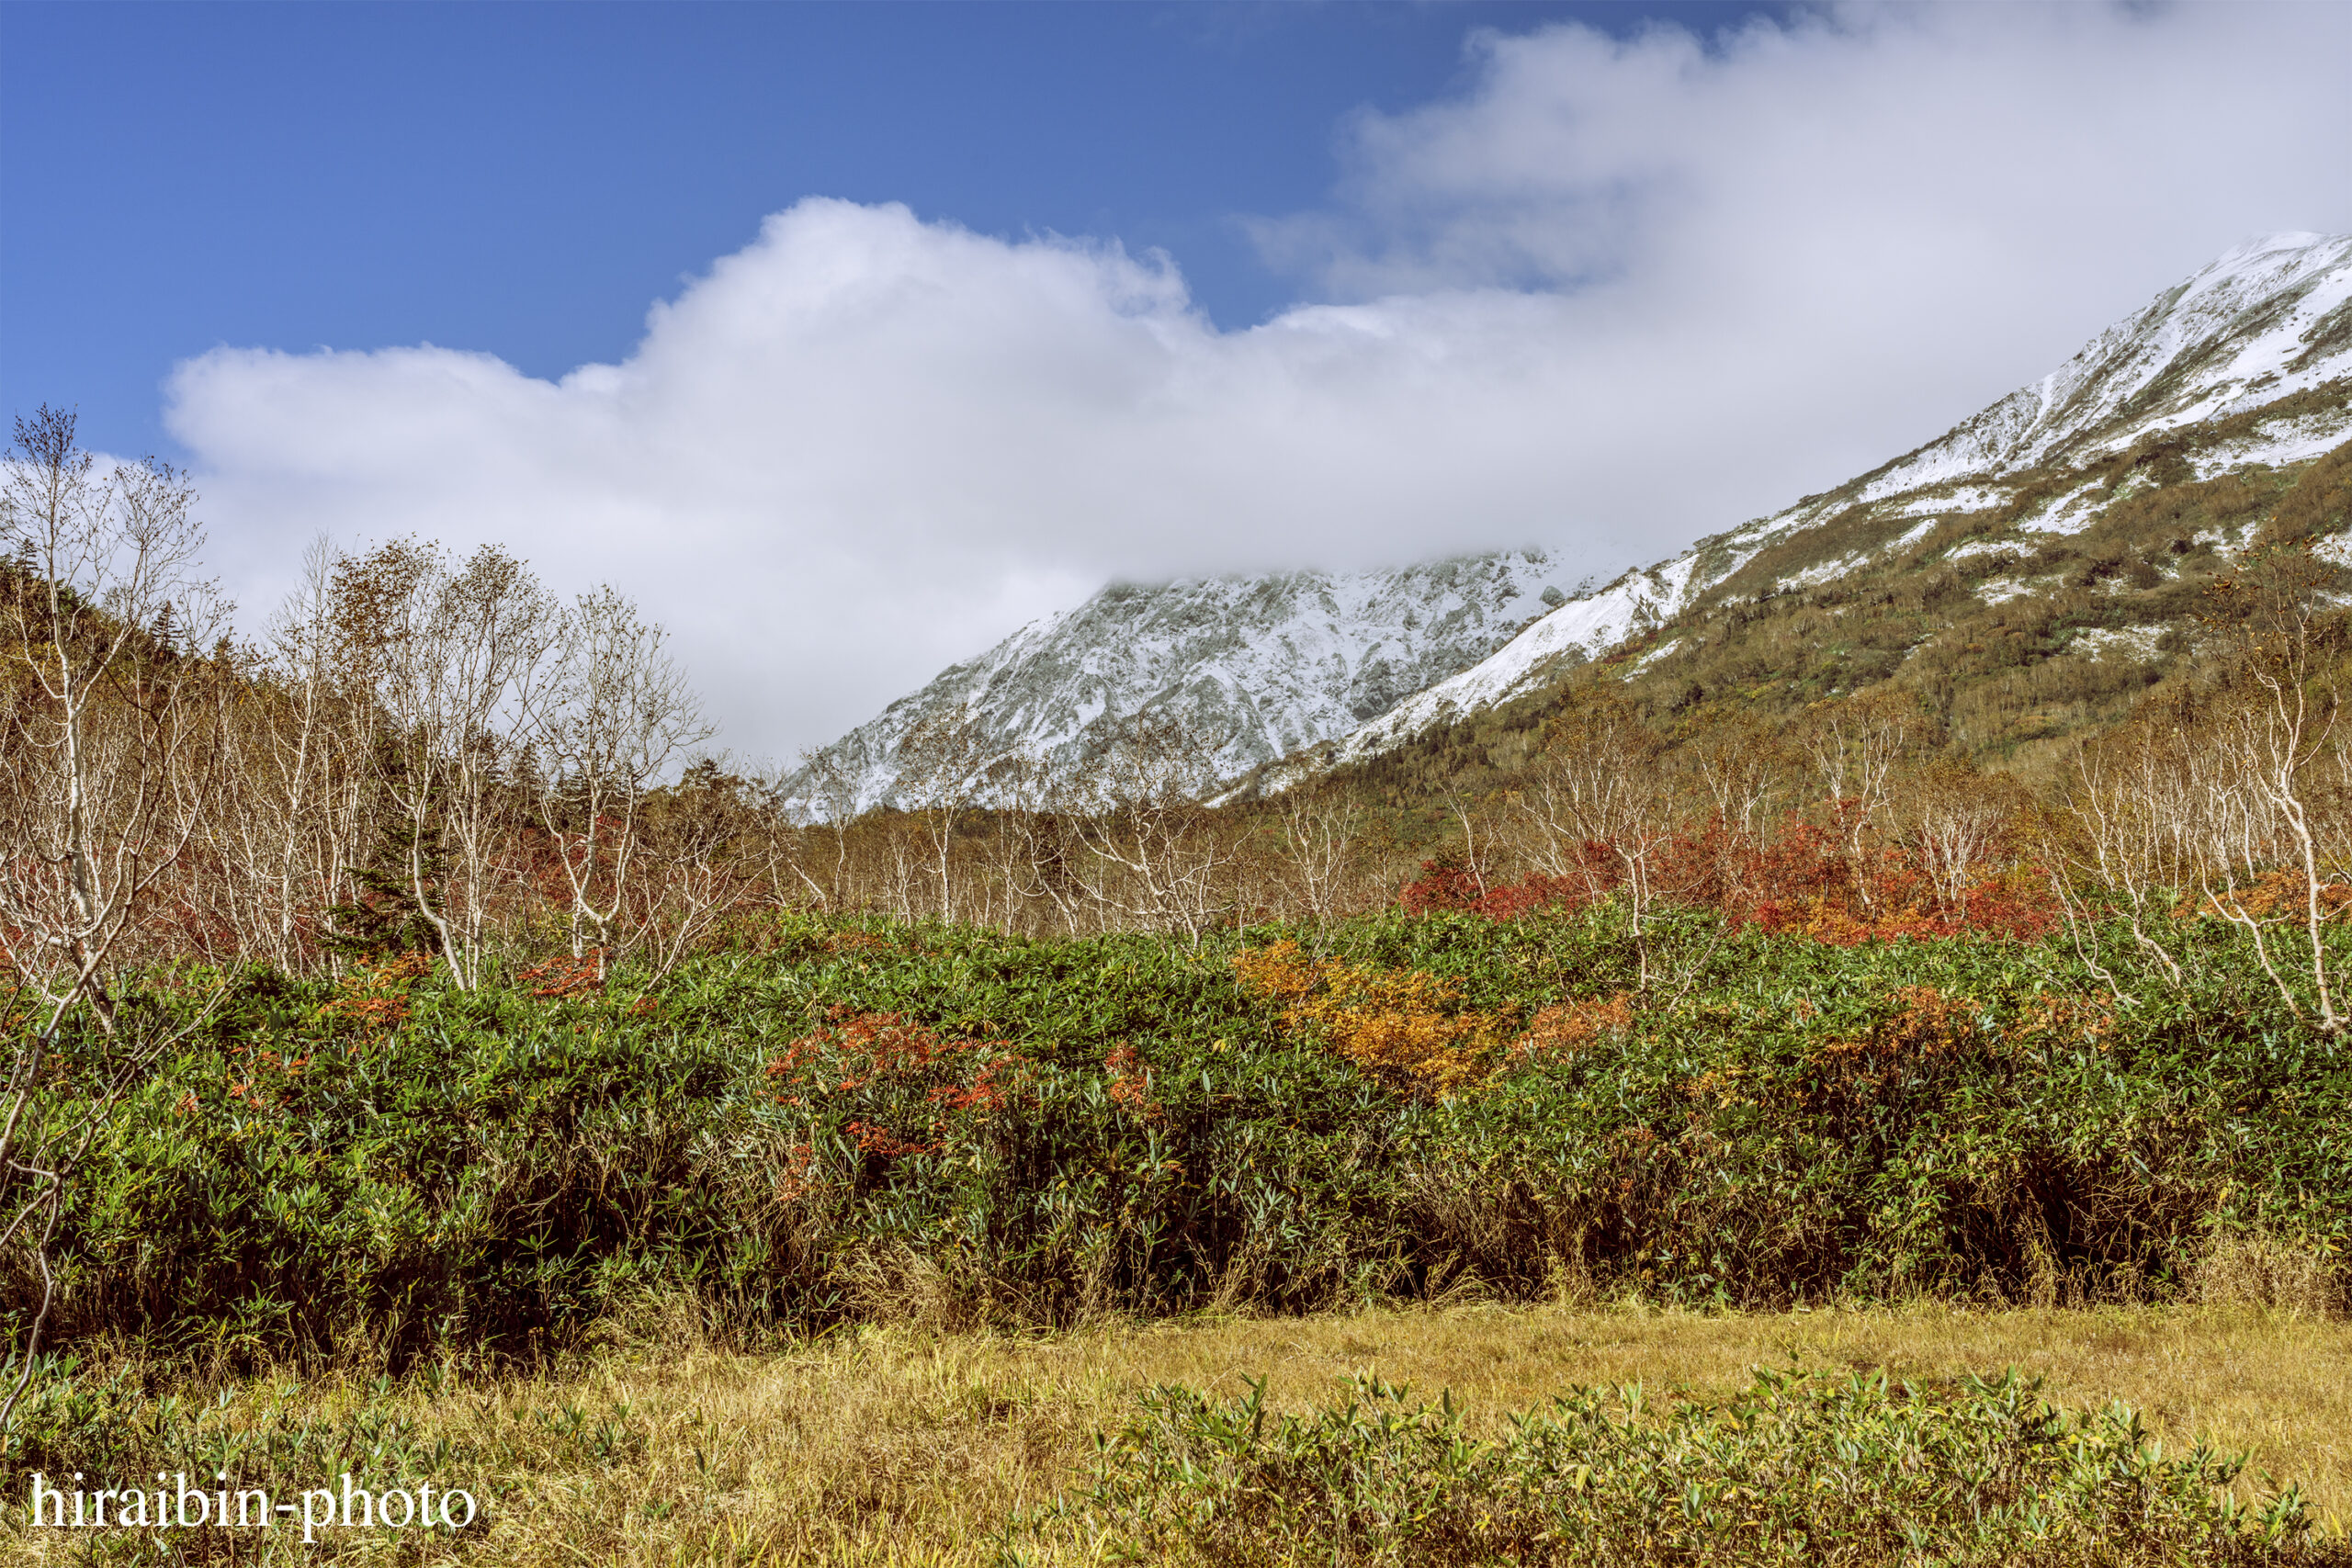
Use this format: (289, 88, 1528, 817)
(1017, 1368, 2345, 1565)
(6, 905, 2346, 1366)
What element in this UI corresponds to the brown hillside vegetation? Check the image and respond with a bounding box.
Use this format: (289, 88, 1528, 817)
(1337, 393, 2352, 818)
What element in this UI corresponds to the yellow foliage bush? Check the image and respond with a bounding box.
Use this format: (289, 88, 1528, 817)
(1232, 941, 1511, 1095)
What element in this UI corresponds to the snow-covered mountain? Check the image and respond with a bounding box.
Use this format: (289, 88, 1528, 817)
(783, 551, 1596, 814)
(1860, 232, 2352, 498)
(792, 232, 2351, 813)
(1308, 231, 2352, 773)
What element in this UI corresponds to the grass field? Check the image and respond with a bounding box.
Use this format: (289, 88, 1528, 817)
(6, 1301, 2346, 1564)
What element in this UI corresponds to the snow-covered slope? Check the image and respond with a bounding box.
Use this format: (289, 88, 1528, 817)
(1316, 231, 2352, 770)
(1329, 554, 1714, 764)
(784, 551, 1590, 814)
(1858, 232, 2352, 500)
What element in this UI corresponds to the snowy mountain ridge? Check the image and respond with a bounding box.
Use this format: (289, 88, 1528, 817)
(1857, 231, 2352, 500)
(783, 551, 1594, 815)
(1306, 231, 2352, 773)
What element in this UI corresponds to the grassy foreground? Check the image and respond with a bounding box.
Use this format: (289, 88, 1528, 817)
(4, 1301, 2346, 1564)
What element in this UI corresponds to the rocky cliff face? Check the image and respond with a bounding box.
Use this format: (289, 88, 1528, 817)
(781, 550, 1593, 814)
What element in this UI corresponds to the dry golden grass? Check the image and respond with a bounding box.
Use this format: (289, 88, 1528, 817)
(6, 1301, 2346, 1564)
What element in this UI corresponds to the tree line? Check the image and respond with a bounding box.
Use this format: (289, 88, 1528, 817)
(6, 405, 2352, 1027)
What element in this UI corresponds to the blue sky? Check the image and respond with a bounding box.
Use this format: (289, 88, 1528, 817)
(4, 1, 1778, 457)
(3, 3, 2345, 759)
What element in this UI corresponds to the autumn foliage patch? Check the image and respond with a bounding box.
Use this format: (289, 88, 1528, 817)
(765, 1008, 1019, 1167)
(1232, 940, 1511, 1094)
(312, 950, 433, 1044)
(1396, 813, 2058, 944)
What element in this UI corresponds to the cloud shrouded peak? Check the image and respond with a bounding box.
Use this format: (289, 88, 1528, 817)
(165, 3, 2352, 761)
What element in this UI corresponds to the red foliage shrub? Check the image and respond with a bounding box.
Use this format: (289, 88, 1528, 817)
(764, 1009, 1018, 1162)
(1103, 1042, 1160, 1120)
(1400, 813, 2056, 944)
(314, 951, 433, 1045)
(1397, 853, 1603, 922)
(1396, 855, 1486, 915)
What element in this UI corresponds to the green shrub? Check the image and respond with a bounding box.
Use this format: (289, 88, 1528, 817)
(1018, 1368, 2343, 1565)
(5, 907, 2347, 1367)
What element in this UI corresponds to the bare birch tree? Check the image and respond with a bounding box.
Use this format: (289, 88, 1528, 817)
(1507, 696, 1679, 984)
(199, 536, 378, 973)
(979, 754, 1076, 935)
(1892, 758, 2022, 908)
(0, 406, 226, 1030)
(789, 742, 868, 913)
(0, 408, 231, 1444)
(1801, 689, 1928, 906)
(1069, 715, 1240, 943)
(2185, 563, 2348, 1032)
(1684, 715, 1795, 911)
(899, 705, 985, 922)
(529, 587, 710, 973)
(333, 540, 560, 988)
(619, 758, 758, 989)
(1275, 783, 1367, 932)
(2047, 710, 2198, 987)
(2041, 557, 2351, 1022)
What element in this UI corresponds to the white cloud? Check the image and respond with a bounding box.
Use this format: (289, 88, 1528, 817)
(165, 1, 2351, 761)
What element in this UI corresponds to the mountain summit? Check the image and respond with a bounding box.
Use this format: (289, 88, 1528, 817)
(784, 551, 1594, 815)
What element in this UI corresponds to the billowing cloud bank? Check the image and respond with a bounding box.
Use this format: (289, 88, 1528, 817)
(167, 2, 2351, 759)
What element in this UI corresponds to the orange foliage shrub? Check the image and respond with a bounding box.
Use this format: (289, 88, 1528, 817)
(2010, 992, 2118, 1053)
(1103, 1042, 1160, 1120)
(221, 1042, 311, 1111)
(1519, 992, 1635, 1062)
(764, 1009, 1016, 1162)
(2179, 867, 2352, 922)
(772, 1142, 820, 1203)
(1233, 941, 1510, 1095)
(314, 951, 432, 1045)
(823, 931, 898, 957)
(1811, 986, 2116, 1093)
(1837, 986, 1981, 1059)
(516, 950, 605, 998)
(1806, 985, 1983, 1119)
